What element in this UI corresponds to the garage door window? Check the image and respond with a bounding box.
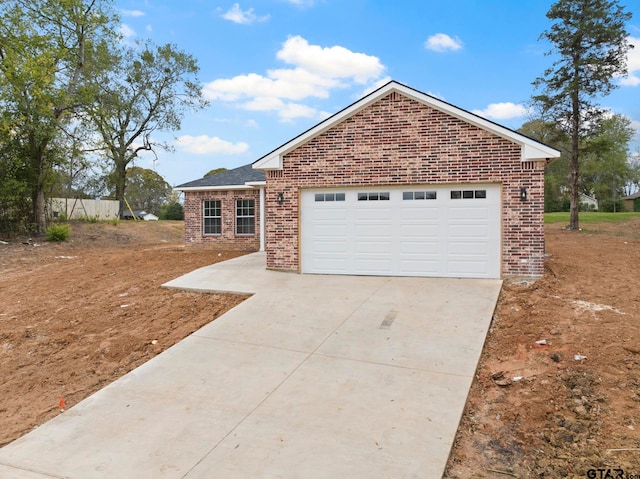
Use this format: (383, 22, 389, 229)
(403, 191, 437, 200)
(236, 199, 255, 236)
(451, 190, 487, 199)
(203, 200, 221, 235)
(358, 192, 390, 201)
(315, 192, 345, 202)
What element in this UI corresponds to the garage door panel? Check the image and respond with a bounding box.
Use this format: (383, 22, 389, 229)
(354, 258, 393, 273)
(301, 186, 500, 278)
(309, 257, 349, 274)
(448, 206, 490, 220)
(448, 224, 489, 237)
(313, 240, 349, 253)
(355, 225, 392, 237)
(400, 207, 439, 220)
(447, 241, 489, 255)
(400, 224, 438, 237)
(447, 260, 490, 276)
(400, 240, 439, 254)
(313, 208, 348, 220)
(314, 224, 348, 236)
(355, 241, 393, 254)
(355, 208, 392, 220)
(398, 259, 439, 275)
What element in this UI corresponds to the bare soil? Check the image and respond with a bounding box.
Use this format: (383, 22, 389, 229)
(0, 221, 248, 446)
(1, 219, 639, 478)
(446, 218, 640, 478)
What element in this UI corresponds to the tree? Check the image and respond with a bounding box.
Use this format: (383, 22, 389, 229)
(519, 118, 571, 212)
(204, 167, 228, 177)
(581, 114, 634, 210)
(124, 167, 171, 215)
(86, 42, 208, 215)
(533, 0, 633, 229)
(159, 202, 184, 220)
(0, 0, 118, 233)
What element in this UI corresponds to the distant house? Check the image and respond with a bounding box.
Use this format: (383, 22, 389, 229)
(122, 210, 159, 221)
(622, 191, 640, 212)
(579, 193, 598, 211)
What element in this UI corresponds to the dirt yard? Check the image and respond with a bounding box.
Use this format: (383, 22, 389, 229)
(446, 218, 640, 478)
(0, 221, 248, 446)
(1, 219, 639, 477)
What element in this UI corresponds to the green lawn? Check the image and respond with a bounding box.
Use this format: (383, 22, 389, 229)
(544, 212, 640, 224)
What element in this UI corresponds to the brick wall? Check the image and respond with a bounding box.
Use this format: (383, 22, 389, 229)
(264, 91, 546, 278)
(183, 189, 261, 251)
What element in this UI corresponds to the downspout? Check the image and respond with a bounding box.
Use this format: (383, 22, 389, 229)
(259, 186, 265, 252)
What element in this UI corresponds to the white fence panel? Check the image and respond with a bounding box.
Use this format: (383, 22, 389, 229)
(50, 198, 120, 220)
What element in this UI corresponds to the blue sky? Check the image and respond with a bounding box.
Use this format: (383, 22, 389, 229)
(114, 0, 640, 187)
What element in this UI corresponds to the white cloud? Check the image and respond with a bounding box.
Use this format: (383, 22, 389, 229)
(221, 3, 270, 24)
(285, 0, 315, 7)
(146, 24, 153, 33)
(472, 102, 531, 120)
(619, 36, 640, 86)
(425, 33, 463, 52)
(276, 36, 384, 84)
(176, 135, 249, 155)
(203, 35, 386, 121)
(121, 9, 145, 17)
(119, 24, 136, 39)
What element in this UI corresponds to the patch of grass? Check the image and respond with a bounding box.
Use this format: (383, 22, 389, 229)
(46, 223, 70, 242)
(545, 212, 640, 224)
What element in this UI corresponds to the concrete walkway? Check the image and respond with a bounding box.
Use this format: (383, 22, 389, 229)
(0, 253, 501, 479)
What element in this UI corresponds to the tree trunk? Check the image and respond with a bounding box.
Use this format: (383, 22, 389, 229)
(30, 140, 49, 234)
(114, 159, 127, 218)
(569, 87, 580, 230)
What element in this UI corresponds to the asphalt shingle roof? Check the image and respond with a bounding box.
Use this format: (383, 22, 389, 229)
(176, 164, 265, 189)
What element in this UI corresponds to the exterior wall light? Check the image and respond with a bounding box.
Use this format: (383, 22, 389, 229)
(520, 187, 527, 202)
(277, 192, 284, 205)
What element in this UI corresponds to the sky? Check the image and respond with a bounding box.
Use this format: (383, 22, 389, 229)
(113, 0, 640, 188)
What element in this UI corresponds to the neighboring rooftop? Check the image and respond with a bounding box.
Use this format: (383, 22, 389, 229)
(176, 164, 265, 189)
(623, 191, 640, 200)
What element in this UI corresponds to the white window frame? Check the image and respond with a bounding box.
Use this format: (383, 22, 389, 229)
(203, 200, 221, 236)
(236, 199, 255, 236)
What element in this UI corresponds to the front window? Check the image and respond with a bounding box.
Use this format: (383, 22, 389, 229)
(236, 199, 255, 235)
(203, 200, 221, 235)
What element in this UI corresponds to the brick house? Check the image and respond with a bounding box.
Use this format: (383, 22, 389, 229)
(177, 81, 560, 279)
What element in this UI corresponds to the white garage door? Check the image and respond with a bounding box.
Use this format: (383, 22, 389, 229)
(300, 185, 501, 278)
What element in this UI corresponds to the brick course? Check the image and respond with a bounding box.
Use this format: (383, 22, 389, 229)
(264, 92, 545, 278)
(183, 189, 260, 251)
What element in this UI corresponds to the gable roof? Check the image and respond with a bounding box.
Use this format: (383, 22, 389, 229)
(176, 163, 266, 191)
(623, 191, 640, 200)
(253, 80, 561, 171)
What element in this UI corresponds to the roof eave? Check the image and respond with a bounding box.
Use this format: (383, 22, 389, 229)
(176, 184, 259, 192)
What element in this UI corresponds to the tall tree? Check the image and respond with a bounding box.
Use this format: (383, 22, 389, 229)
(533, 0, 633, 229)
(0, 0, 118, 233)
(86, 42, 208, 214)
(124, 166, 171, 214)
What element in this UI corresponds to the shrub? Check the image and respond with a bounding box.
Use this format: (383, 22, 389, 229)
(46, 223, 70, 242)
(159, 201, 184, 220)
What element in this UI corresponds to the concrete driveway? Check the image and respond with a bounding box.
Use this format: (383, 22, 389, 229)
(0, 252, 501, 479)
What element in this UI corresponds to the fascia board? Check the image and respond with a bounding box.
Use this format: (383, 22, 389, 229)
(176, 184, 257, 192)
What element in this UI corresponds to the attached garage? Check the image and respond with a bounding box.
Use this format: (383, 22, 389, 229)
(179, 80, 560, 280)
(300, 185, 501, 278)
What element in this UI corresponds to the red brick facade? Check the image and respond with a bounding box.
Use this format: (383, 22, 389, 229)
(183, 189, 260, 251)
(264, 92, 546, 278)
